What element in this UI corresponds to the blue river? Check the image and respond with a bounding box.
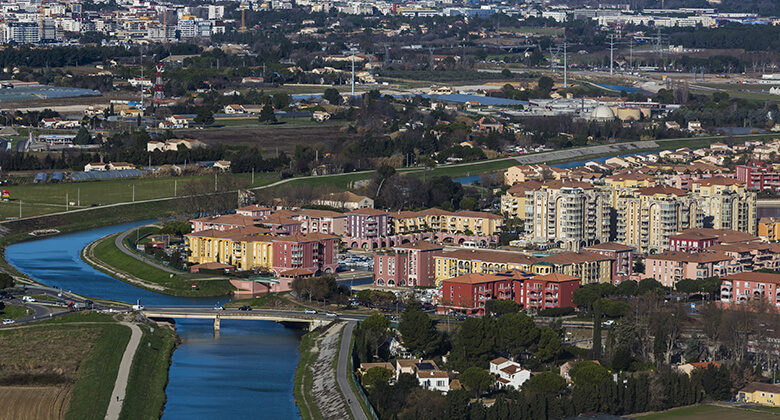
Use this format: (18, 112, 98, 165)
(5, 221, 303, 419)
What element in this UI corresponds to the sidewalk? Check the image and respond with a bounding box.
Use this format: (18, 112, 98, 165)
(104, 322, 142, 420)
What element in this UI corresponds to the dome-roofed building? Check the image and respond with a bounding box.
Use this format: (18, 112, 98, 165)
(591, 105, 615, 122)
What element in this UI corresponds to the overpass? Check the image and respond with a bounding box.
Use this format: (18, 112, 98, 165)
(141, 307, 338, 331)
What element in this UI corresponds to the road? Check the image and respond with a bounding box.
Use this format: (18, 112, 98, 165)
(114, 226, 181, 274)
(105, 322, 142, 420)
(337, 321, 368, 420)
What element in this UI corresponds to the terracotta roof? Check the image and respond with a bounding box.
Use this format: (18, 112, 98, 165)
(583, 242, 634, 252)
(606, 173, 656, 182)
(740, 382, 780, 395)
(191, 214, 259, 226)
(236, 204, 272, 212)
(506, 181, 543, 196)
(687, 361, 720, 369)
(707, 243, 771, 253)
(417, 370, 449, 379)
(349, 208, 388, 216)
(533, 272, 580, 283)
(186, 226, 272, 242)
(491, 357, 510, 366)
(693, 177, 743, 187)
(273, 232, 338, 243)
(500, 365, 522, 374)
(676, 228, 758, 244)
(452, 210, 503, 219)
(648, 250, 730, 264)
(537, 179, 594, 190)
(670, 231, 718, 241)
(723, 272, 780, 285)
(635, 186, 688, 196)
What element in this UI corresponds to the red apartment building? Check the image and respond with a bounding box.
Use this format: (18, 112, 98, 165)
(582, 242, 634, 283)
(736, 162, 780, 191)
(720, 272, 780, 307)
(374, 242, 444, 287)
(272, 233, 339, 277)
(438, 269, 580, 315)
(668, 231, 718, 252)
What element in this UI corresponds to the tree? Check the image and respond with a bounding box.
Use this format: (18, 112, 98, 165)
(616, 280, 638, 296)
(258, 104, 277, 124)
(535, 326, 562, 362)
(573, 286, 600, 310)
(73, 125, 91, 145)
(323, 87, 341, 105)
(501, 69, 513, 78)
(485, 299, 519, 316)
(451, 317, 499, 371)
(0, 273, 14, 289)
(362, 366, 394, 388)
(523, 371, 566, 395)
(445, 389, 471, 420)
(569, 361, 610, 387)
(612, 347, 633, 371)
(637, 278, 664, 295)
(398, 303, 442, 357)
(194, 107, 214, 127)
(498, 313, 539, 360)
(359, 314, 392, 361)
(460, 367, 493, 397)
(538, 76, 554, 93)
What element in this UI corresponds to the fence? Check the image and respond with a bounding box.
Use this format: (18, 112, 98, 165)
(349, 324, 380, 420)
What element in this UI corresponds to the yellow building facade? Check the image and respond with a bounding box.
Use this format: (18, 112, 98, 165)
(691, 178, 757, 235)
(433, 250, 612, 286)
(738, 382, 780, 407)
(392, 209, 503, 236)
(186, 226, 274, 271)
(759, 217, 780, 241)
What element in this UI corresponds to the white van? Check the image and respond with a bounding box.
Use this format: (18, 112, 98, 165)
(22, 296, 36, 303)
(461, 241, 478, 249)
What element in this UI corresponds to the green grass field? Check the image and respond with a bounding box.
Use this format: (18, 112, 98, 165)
(226, 292, 306, 310)
(0, 304, 30, 319)
(119, 324, 178, 420)
(638, 404, 780, 419)
(65, 323, 131, 420)
(90, 232, 234, 297)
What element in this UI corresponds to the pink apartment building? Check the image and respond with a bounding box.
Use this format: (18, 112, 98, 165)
(373, 242, 444, 287)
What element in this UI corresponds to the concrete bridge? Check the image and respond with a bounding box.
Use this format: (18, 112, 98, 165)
(141, 307, 338, 331)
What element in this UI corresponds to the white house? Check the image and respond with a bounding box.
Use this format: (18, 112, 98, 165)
(312, 111, 331, 121)
(417, 370, 450, 393)
(224, 104, 246, 114)
(213, 160, 231, 171)
(84, 162, 107, 171)
(490, 357, 531, 390)
(168, 115, 189, 129)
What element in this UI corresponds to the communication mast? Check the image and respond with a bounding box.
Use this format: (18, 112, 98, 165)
(154, 62, 164, 103)
(39, 0, 45, 41)
(240, 1, 247, 33)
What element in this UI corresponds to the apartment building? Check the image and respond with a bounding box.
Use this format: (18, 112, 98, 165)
(616, 186, 702, 252)
(434, 249, 613, 285)
(691, 177, 756, 235)
(373, 242, 444, 287)
(500, 181, 542, 219)
(582, 242, 634, 283)
(347, 208, 390, 238)
(759, 217, 780, 241)
(185, 226, 274, 271)
(720, 272, 780, 307)
(524, 180, 611, 251)
(392, 209, 503, 236)
(190, 214, 260, 232)
(271, 233, 339, 276)
(736, 162, 780, 191)
(438, 269, 579, 315)
(645, 250, 733, 288)
(603, 172, 657, 207)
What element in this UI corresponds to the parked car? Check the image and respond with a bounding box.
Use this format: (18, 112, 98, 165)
(238, 305, 252, 311)
(3, 319, 14, 325)
(22, 296, 36, 303)
(304, 309, 318, 314)
(326, 312, 338, 318)
(213, 305, 225, 311)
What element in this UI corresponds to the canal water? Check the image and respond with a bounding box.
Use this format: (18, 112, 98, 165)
(5, 221, 303, 419)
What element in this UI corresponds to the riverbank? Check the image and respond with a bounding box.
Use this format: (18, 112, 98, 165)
(294, 322, 351, 420)
(83, 232, 234, 298)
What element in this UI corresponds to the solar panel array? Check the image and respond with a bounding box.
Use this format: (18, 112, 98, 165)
(71, 169, 144, 181)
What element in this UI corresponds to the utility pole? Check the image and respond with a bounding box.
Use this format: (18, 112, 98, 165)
(428, 46, 435, 71)
(562, 42, 568, 88)
(214, 173, 218, 192)
(174, 180, 177, 197)
(629, 38, 634, 71)
(77, 188, 80, 206)
(608, 34, 616, 75)
(549, 45, 560, 72)
(132, 185, 135, 202)
(252, 168, 254, 185)
(66, 193, 68, 211)
(19, 200, 21, 219)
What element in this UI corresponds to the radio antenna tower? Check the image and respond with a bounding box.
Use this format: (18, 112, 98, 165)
(154, 62, 165, 103)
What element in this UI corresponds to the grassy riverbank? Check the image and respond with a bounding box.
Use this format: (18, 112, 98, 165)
(0, 312, 131, 420)
(225, 292, 307, 310)
(119, 323, 179, 420)
(294, 330, 325, 420)
(88, 232, 234, 297)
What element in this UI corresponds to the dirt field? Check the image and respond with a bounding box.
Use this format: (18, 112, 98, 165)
(0, 328, 99, 380)
(178, 123, 359, 153)
(637, 404, 780, 419)
(0, 385, 72, 420)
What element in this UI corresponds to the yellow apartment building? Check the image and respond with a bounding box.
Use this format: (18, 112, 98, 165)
(759, 217, 780, 241)
(392, 209, 503, 236)
(185, 226, 274, 271)
(691, 177, 756, 235)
